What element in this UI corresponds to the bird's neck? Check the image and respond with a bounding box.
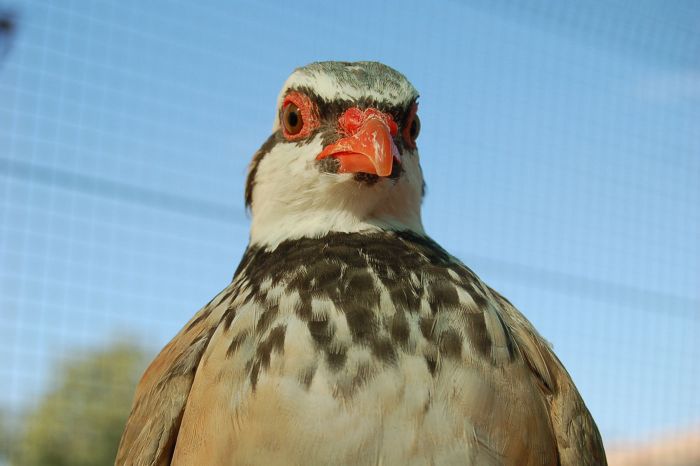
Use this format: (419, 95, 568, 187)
(249, 203, 424, 250)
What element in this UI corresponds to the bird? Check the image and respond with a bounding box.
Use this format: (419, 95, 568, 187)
(116, 61, 607, 466)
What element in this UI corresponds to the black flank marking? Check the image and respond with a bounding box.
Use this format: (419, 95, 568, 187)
(464, 312, 491, 358)
(439, 329, 462, 359)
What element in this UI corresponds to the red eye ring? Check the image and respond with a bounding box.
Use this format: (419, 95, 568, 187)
(281, 92, 320, 140)
(402, 102, 420, 148)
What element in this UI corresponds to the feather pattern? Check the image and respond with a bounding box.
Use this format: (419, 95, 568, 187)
(117, 232, 606, 465)
(117, 61, 606, 466)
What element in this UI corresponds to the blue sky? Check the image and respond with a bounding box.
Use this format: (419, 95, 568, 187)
(1, 0, 698, 446)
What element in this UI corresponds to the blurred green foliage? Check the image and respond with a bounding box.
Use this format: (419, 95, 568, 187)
(8, 341, 148, 466)
(0, 408, 14, 462)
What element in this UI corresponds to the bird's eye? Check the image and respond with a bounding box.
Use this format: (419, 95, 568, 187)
(280, 92, 320, 140)
(283, 103, 303, 135)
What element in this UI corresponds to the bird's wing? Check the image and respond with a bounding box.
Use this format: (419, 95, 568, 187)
(115, 284, 237, 466)
(490, 289, 608, 466)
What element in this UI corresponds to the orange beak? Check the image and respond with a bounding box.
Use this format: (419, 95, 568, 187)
(316, 114, 400, 177)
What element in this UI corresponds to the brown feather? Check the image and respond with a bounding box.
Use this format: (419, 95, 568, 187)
(115, 286, 235, 465)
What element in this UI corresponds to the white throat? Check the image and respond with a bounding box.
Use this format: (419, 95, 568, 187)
(248, 138, 425, 250)
(250, 201, 425, 250)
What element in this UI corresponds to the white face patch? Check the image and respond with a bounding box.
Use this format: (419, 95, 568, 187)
(250, 62, 425, 249)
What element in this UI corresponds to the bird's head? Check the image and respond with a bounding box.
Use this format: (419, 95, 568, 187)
(246, 61, 425, 247)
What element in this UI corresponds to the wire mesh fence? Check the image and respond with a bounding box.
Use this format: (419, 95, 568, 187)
(1, 1, 698, 464)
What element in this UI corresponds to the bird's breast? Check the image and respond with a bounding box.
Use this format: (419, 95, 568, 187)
(171, 233, 559, 465)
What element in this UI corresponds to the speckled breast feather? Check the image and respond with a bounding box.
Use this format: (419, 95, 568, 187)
(221, 231, 515, 387)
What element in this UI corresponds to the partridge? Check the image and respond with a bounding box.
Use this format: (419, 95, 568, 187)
(117, 61, 607, 466)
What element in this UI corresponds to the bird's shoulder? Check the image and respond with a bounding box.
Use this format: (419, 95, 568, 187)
(115, 282, 238, 465)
